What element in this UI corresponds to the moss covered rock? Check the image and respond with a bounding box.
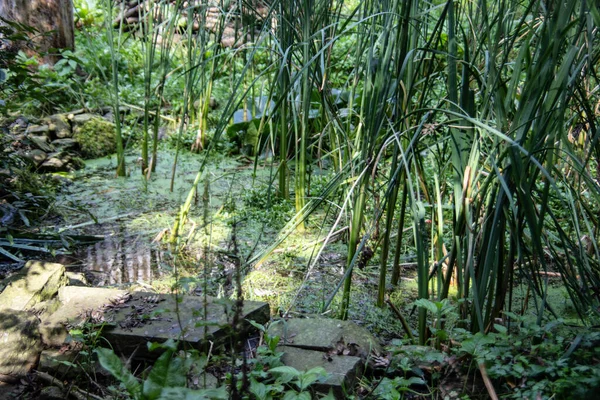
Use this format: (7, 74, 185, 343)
(45, 113, 72, 139)
(72, 114, 116, 158)
(0, 310, 43, 383)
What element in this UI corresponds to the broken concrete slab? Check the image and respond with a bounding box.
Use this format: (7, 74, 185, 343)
(0, 261, 67, 311)
(102, 293, 269, 359)
(39, 286, 129, 346)
(0, 310, 43, 383)
(57, 285, 127, 304)
(278, 346, 363, 399)
(268, 318, 383, 357)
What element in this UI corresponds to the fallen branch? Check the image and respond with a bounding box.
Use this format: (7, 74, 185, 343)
(385, 296, 415, 343)
(34, 370, 104, 400)
(478, 363, 499, 400)
(120, 102, 177, 123)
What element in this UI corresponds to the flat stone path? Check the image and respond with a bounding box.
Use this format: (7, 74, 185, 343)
(0, 261, 385, 399)
(268, 318, 383, 399)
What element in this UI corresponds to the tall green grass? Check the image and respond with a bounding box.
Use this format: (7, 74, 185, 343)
(158, 0, 600, 341)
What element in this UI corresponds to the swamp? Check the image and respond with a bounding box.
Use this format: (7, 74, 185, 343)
(0, 0, 600, 399)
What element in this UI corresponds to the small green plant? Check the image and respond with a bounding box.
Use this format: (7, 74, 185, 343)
(453, 317, 600, 399)
(95, 339, 228, 400)
(245, 320, 333, 399)
(414, 298, 456, 346)
(74, 0, 104, 29)
(94, 322, 333, 399)
(240, 186, 295, 228)
(264, 366, 329, 400)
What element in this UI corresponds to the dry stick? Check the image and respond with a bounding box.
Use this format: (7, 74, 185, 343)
(34, 371, 103, 400)
(120, 102, 177, 123)
(478, 363, 499, 400)
(385, 297, 415, 343)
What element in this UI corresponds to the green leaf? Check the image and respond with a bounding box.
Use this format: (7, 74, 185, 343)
(461, 333, 495, 358)
(282, 391, 310, 400)
(246, 319, 266, 332)
(399, 376, 425, 387)
(415, 299, 438, 315)
(319, 389, 336, 400)
(250, 379, 267, 400)
(95, 347, 141, 399)
(269, 366, 301, 377)
(148, 339, 178, 352)
(297, 366, 328, 390)
(143, 349, 187, 400)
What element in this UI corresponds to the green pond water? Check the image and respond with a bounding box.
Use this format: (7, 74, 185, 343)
(45, 148, 581, 340)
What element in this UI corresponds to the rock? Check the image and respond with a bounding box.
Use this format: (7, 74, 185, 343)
(39, 386, 65, 399)
(72, 115, 116, 158)
(26, 124, 50, 136)
(102, 111, 114, 122)
(38, 348, 79, 378)
(268, 318, 383, 357)
(38, 151, 84, 172)
(70, 113, 95, 125)
(278, 346, 363, 399)
(24, 149, 48, 167)
(45, 114, 72, 139)
(0, 310, 43, 383)
(39, 286, 129, 347)
(39, 157, 65, 172)
(0, 261, 66, 311)
(58, 285, 126, 304)
(69, 108, 87, 116)
(9, 117, 28, 133)
(102, 294, 269, 360)
(64, 271, 87, 286)
(51, 138, 79, 151)
(28, 135, 55, 153)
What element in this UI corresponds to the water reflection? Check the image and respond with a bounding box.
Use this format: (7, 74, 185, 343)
(78, 228, 164, 285)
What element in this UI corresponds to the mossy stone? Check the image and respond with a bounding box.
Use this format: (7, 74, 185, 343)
(267, 317, 383, 357)
(45, 114, 72, 139)
(73, 116, 116, 158)
(0, 310, 42, 382)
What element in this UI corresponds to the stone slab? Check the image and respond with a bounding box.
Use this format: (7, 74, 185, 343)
(57, 285, 127, 304)
(103, 294, 269, 359)
(0, 261, 66, 311)
(0, 310, 42, 383)
(268, 318, 382, 357)
(39, 286, 129, 347)
(278, 346, 363, 399)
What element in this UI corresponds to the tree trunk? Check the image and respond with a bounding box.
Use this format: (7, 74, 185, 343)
(0, 0, 74, 64)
